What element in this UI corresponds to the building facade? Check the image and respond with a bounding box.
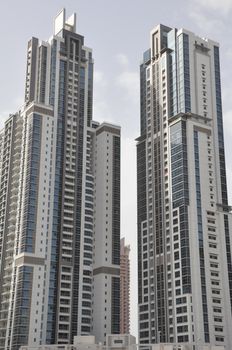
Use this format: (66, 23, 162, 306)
(20, 334, 137, 350)
(120, 238, 130, 334)
(19, 336, 225, 350)
(0, 9, 120, 350)
(137, 25, 232, 348)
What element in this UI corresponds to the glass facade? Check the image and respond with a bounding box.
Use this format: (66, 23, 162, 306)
(137, 140, 147, 305)
(49, 39, 57, 107)
(111, 277, 120, 334)
(194, 130, 209, 342)
(224, 215, 232, 310)
(11, 266, 33, 350)
(214, 45, 232, 313)
(46, 58, 66, 344)
(171, 121, 191, 294)
(177, 34, 191, 113)
(38, 46, 48, 103)
(168, 29, 178, 117)
(214, 46, 228, 206)
(20, 114, 42, 254)
(112, 136, 121, 266)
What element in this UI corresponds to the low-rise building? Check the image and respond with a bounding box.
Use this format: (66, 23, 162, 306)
(20, 335, 225, 350)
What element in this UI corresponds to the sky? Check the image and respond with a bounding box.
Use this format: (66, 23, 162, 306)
(1, 0, 232, 340)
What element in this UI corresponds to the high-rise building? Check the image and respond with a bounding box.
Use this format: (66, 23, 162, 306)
(120, 238, 130, 334)
(137, 24, 232, 348)
(0, 9, 120, 349)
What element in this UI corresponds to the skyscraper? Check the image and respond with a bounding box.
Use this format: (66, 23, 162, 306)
(120, 238, 130, 334)
(137, 25, 232, 348)
(0, 9, 120, 349)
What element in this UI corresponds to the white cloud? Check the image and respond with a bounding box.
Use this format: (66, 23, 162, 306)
(93, 100, 113, 123)
(0, 96, 24, 128)
(93, 70, 112, 122)
(115, 54, 140, 103)
(222, 83, 232, 115)
(194, 0, 232, 15)
(225, 48, 232, 59)
(226, 166, 232, 203)
(94, 70, 107, 87)
(115, 71, 139, 101)
(116, 53, 129, 67)
(224, 108, 232, 126)
(189, 10, 225, 33)
(189, 0, 232, 34)
(0, 112, 9, 128)
(223, 109, 232, 160)
(189, 0, 232, 35)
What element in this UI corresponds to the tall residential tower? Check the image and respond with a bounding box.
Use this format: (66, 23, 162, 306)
(137, 25, 232, 348)
(120, 238, 130, 334)
(0, 9, 120, 349)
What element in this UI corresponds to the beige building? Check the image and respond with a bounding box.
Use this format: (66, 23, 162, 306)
(120, 238, 130, 334)
(0, 8, 121, 349)
(19, 335, 225, 350)
(137, 24, 232, 347)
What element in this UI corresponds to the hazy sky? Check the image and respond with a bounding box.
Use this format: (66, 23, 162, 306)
(1, 0, 232, 339)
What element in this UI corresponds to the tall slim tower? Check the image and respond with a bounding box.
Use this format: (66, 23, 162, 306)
(120, 238, 130, 334)
(0, 9, 120, 349)
(137, 25, 232, 348)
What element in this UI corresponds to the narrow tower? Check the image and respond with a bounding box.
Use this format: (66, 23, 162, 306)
(137, 25, 232, 348)
(120, 238, 130, 334)
(0, 9, 120, 349)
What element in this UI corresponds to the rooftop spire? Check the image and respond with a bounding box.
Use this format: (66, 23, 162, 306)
(54, 8, 76, 35)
